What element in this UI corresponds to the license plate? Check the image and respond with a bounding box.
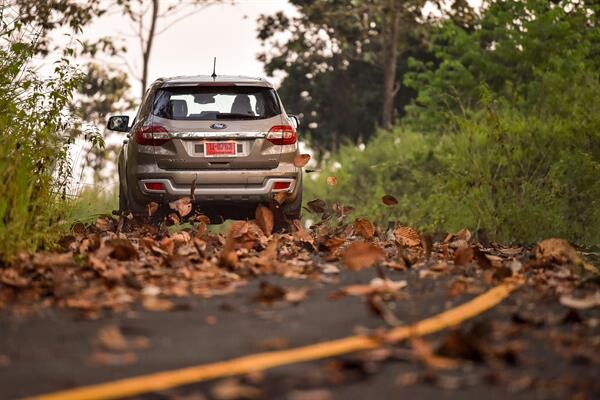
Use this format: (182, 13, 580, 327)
(204, 141, 236, 157)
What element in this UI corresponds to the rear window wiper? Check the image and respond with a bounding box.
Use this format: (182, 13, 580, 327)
(216, 113, 262, 120)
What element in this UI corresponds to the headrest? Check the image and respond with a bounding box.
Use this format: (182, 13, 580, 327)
(169, 100, 188, 118)
(230, 95, 253, 115)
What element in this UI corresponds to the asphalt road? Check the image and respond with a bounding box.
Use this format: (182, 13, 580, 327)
(1, 264, 598, 400)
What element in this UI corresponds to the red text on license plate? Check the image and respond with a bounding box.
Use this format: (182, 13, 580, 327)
(205, 142, 235, 156)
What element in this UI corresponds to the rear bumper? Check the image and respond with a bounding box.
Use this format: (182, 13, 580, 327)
(138, 177, 296, 201)
(128, 163, 301, 204)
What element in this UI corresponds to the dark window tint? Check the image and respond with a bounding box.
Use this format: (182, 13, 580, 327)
(152, 86, 281, 120)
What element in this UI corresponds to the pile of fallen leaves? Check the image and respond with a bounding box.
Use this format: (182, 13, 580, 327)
(0, 194, 597, 319)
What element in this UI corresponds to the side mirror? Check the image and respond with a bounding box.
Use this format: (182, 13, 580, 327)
(107, 115, 130, 132)
(289, 114, 300, 129)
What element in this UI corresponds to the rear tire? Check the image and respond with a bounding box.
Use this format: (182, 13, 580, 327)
(282, 186, 302, 220)
(119, 178, 147, 216)
(118, 179, 128, 213)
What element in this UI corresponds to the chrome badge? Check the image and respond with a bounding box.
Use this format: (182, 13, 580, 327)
(210, 123, 227, 129)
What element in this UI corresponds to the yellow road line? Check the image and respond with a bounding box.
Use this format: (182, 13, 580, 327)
(28, 278, 522, 400)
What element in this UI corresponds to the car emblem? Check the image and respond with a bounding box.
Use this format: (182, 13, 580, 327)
(210, 123, 227, 129)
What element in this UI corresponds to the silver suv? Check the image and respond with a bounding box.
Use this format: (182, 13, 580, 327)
(107, 75, 302, 221)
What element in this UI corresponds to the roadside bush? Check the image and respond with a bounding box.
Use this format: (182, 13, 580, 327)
(0, 17, 102, 261)
(305, 70, 600, 245)
(304, 129, 440, 229)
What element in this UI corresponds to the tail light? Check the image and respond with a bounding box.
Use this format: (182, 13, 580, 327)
(267, 125, 296, 145)
(135, 125, 170, 146)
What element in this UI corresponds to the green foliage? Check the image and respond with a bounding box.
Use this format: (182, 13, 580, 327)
(404, 0, 600, 132)
(66, 187, 117, 224)
(258, 1, 439, 154)
(304, 129, 439, 228)
(0, 10, 103, 262)
(73, 63, 136, 184)
(306, 67, 600, 245)
(305, 0, 600, 245)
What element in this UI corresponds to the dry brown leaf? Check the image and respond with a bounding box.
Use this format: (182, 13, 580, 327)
(142, 296, 175, 312)
(219, 237, 238, 269)
(95, 217, 112, 231)
(455, 228, 472, 242)
(284, 287, 308, 304)
(559, 292, 600, 310)
(273, 191, 288, 205)
(306, 199, 327, 214)
(335, 278, 407, 298)
(258, 337, 289, 350)
(95, 326, 150, 352)
(498, 247, 523, 257)
(96, 325, 129, 351)
(288, 390, 333, 400)
(323, 236, 345, 254)
(444, 228, 472, 244)
(326, 176, 337, 186)
(255, 205, 274, 236)
(32, 252, 75, 268)
(256, 236, 278, 270)
(436, 330, 483, 362)
(393, 226, 421, 247)
(106, 239, 138, 261)
(252, 282, 286, 304)
(90, 351, 137, 366)
(381, 195, 398, 206)
(453, 246, 474, 266)
(64, 298, 97, 311)
(353, 218, 374, 239)
(411, 337, 462, 370)
(448, 279, 468, 297)
(292, 220, 315, 245)
(147, 201, 159, 217)
(168, 213, 181, 225)
(211, 378, 262, 400)
(448, 239, 469, 250)
(533, 238, 588, 268)
(169, 196, 193, 217)
(219, 221, 264, 268)
(0, 269, 29, 287)
(341, 242, 385, 270)
(0, 354, 10, 367)
(293, 153, 311, 167)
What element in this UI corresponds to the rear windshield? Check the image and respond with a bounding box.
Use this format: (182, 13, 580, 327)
(152, 86, 281, 120)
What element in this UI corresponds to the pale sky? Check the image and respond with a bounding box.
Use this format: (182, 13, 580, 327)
(83, 0, 297, 96)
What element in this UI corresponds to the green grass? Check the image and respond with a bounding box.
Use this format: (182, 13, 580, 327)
(67, 186, 118, 224)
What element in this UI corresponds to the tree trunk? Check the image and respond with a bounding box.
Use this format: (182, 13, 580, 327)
(141, 0, 159, 97)
(381, 7, 400, 130)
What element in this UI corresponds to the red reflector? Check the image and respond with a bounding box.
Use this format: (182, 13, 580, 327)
(144, 182, 165, 191)
(273, 181, 291, 190)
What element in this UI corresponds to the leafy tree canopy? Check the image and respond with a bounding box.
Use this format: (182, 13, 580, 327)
(404, 0, 600, 132)
(258, 0, 447, 154)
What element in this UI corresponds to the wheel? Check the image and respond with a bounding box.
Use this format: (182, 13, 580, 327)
(282, 183, 302, 220)
(119, 177, 147, 216)
(118, 178, 128, 213)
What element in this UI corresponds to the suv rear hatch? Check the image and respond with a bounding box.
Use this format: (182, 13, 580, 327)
(144, 85, 286, 170)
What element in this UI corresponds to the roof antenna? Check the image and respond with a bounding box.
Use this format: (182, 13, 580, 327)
(211, 57, 217, 79)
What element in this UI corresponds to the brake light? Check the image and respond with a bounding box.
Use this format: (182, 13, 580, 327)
(267, 125, 296, 145)
(144, 182, 166, 191)
(135, 125, 170, 145)
(273, 181, 291, 190)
